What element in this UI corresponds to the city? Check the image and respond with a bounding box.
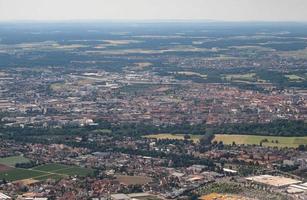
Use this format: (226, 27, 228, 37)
(1, 0, 307, 200)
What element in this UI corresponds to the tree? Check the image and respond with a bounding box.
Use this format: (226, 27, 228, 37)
(298, 144, 306, 151)
(199, 133, 214, 146)
(184, 134, 191, 140)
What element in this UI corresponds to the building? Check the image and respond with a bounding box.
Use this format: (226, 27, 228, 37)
(246, 175, 302, 188)
(110, 194, 130, 200)
(0, 193, 11, 200)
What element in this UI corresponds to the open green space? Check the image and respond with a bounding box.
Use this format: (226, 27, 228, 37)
(224, 73, 256, 81)
(285, 74, 305, 82)
(144, 133, 202, 143)
(55, 166, 94, 177)
(144, 133, 307, 148)
(32, 163, 71, 172)
(214, 134, 307, 148)
(35, 174, 65, 181)
(0, 156, 30, 167)
(0, 163, 94, 182)
(0, 168, 46, 181)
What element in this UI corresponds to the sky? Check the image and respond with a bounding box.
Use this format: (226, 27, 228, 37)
(0, 0, 307, 22)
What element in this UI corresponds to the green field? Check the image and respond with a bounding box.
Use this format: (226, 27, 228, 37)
(0, 156, 30, 167)
(144, 133, 202, 142)
(176, 71, 207, 79)
(0, 168, 46, 181)
(32, 163, 70, 172)
(224, 73, 256, 81)
(32, 163, 94, 177)
(54, 166, 94, 177)
(0, 162, 94, 182)
(35, 174, 65, 181)
(214, 134, 307, 148)
(285, 74, 305, 82)
(144, 133, 307, 148)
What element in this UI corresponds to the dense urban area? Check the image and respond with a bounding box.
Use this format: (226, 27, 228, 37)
(1, 22, 307, 200)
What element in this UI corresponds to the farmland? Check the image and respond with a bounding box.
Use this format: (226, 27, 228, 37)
(224, 73, 256, 81)
(0, 164, 12, 172)
(214, 134, 307, 148)
(144, 133, 307, 148)
(0, 168, 46, 181)
(0, 155, 30, 167)
(144, 134, 202, 142)
(0, 162, 94, 182)
(200, 193, 254, 200)
(285, 74, 305, 82)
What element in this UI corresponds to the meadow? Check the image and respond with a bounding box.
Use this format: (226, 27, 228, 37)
(144, 133, 307, 148)
(214, 134, 307, 148)
(144, 133, 202, 143)
(0, 161, 94, 182)
(0, 155, 30, 167)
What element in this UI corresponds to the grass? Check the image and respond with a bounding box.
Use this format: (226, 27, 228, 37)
(176, 71, 207, 79)
(50, 82, 66, 91)
(92, 129, 112, 134)
(35, 174, 65, 181)
(32, 163, 70, 172)
(285, 74, 305, 82)
(55, 167, 94, 177)
(0, 163, 94, 182)
(0, 168, 46, 181)
(144, 133, 202, 143)
(32, 163, 94, 176)
(214, 134, 307, 148)
(0, 156, 30, 167)
(200, 193, 249, 200)
(144, 133, 307, 148)
(224, 73, 256, 81)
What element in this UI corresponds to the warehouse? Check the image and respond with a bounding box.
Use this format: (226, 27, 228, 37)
(246, 175, 302, 188)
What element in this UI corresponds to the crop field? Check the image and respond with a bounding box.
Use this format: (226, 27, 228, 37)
(0, 168, 46, 181)
(200, 193, 253, 200)
(176, 71, 207, 79)
(224, 73, 256, 81)
(0, 164, 12, 172)
(214, 134, 307, 148)
(54, 166, 94, 177)
(285, 74, 305, 82)
(0, 156, 30, 167)
(32, 163, 70, 172)
(144, 134, 307, 148)
(0, 162, 94, 182)
(144, 133, 202, 142)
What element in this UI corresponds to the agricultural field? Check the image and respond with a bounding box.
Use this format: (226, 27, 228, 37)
(214, 134, 307, 148)
(224, 73, 256, 81)
(285, 74, 305, 82)
(0, 162, 94, 182)
(200, 193, 255, 200)
(0, 168, 46, 181)
(176, 71, 207, 79)
(144, 134, 306, 148)
(0, 155, 30, 167)
(32, 163, 70, 172)
(144, 133, 202, 142)
(0, 164, 12, 172)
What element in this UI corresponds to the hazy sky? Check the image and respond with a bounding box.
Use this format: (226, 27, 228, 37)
(0, 0, 307, 21)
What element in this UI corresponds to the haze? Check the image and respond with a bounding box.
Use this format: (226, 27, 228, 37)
(0, 0, 307, 22)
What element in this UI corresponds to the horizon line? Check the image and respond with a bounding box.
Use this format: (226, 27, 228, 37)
(0, 19, 307, 24)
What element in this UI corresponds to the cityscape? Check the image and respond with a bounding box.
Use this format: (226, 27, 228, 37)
(1, 0, 307, 200)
